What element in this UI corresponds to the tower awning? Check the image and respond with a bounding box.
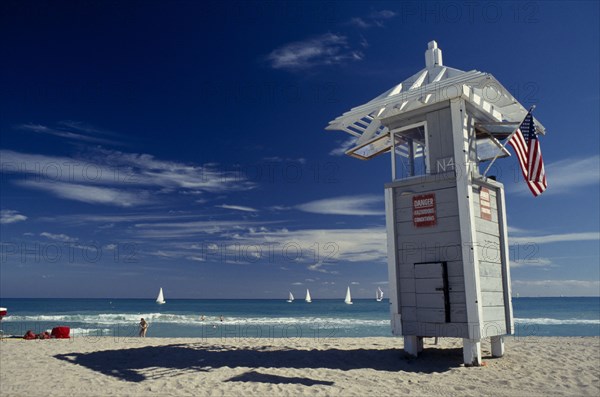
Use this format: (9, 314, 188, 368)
(326, 41, 545, 160)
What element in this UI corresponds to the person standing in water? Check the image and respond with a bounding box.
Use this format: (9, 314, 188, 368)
(139, 318, 148, 337)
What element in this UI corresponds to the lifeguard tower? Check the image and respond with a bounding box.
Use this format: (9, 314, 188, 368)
(326, 41, 545, 366)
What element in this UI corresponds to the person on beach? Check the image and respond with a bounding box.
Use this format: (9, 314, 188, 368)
(219, 315, 224, 322)
(200, 315, 205, 321)
(139, 318, 148, 337)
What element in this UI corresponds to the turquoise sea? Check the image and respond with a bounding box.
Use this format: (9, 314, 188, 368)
(0, 297, 598, 338)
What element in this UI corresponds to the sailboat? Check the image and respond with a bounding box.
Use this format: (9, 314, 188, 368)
(156, 288, 166, 304)
(345, 286, 353, 305)
(305, 289, 312, 303)
(376, 287, 384, 302)
(287, 291, 294, 303)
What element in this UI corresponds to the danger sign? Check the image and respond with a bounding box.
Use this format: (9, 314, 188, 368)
(413, 193, 436, 227)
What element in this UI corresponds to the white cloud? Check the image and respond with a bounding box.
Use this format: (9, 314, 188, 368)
(216, 204, 258, 212)
(42, 213, 201, 225)
(329, 135, 356, 156)
(1, 148, 254, 207)
(546, 155, 600, 193)
(308, 262, 339, 274)
(512, 279, 600, 297)
(40, 232, 78, 242)
(150, 250, 180, 258)
(348, 10, 397, 28)
(262, 156, 306, 164)
(19, 180, 147, 207)
(138, 224, 387, 265)
(513, 155, 599, 195)
(0, 209, 27, 224)
(18, 122, 119, 145)
(510, 258, 553, 269)
(507, 226, 530, 235)
(351, 281, 360, 285)
(267, 33, 363, 70)
(510, 232, 599, 244)
(292, 282, 303, 285)
(239, 226, 388, 263)
(269, 205, 292, 211)
(297, 195, 384, 216)
(133, 220, 270, 239)
(187, 256, 206, 262)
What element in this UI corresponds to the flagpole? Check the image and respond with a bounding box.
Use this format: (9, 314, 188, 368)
(482, 105, 536, 178)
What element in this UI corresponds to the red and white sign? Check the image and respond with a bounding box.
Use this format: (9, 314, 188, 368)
(413, 193, 436, 227)
(480, 187, 492, 221)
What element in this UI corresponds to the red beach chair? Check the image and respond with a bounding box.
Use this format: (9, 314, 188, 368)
(51, 326, 71, 339)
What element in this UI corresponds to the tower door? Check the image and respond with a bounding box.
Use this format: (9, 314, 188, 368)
(414, 262, 451, 323)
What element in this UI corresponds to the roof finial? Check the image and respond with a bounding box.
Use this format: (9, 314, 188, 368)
(425, 40, 443, 68)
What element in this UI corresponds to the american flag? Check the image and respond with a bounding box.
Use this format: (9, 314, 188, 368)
(507, 111, 547, 196)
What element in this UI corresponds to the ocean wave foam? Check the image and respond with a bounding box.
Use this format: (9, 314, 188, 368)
(69, 328, 113, 336)
(3, 313, 390, 327)
(515, 317, 600, 325)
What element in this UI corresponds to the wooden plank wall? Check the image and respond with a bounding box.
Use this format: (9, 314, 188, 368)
(393, 175, 469, 338)
(472, 184, 507, 336)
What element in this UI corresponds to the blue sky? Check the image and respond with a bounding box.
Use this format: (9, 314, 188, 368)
(0, 1, 598, 298)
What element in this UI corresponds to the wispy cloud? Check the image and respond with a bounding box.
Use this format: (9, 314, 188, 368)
(128, 222, 387, 266)
(267, 33, 363, 71)
(308, 262, 339, 274)
(329, 135, 356, 156)
(510, 232, 599, 244)
(40, 213, 203, 225)
(0, 209, 27, 224)
(18, 122, 121, 145)
(18, 180, 148, 207)
(510, 258, 553, 269)
(513, 155, 599, 195)
(1, 148, 254, 207)
(238, 226, 388, 263)
(40, 232, 78, 243)
(262, 156, 306, 164)
(132, 220, 270, 239)
(186, 256, 206, 262)
(216, 204, 258, 212)
(348, 10, 397, 29)
(512, 279, 600, 296)
(297, 195, 384, 216)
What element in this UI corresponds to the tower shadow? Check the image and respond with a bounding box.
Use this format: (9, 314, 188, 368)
(54, 342, 463, 383)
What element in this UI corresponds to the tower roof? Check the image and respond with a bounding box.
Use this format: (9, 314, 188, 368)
(326, 41, 545, 157)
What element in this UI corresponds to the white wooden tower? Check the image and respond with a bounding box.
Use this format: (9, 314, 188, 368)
(326, 41, 546, 366)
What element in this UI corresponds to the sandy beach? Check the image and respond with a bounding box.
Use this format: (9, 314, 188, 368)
(1, 336, 598, 396)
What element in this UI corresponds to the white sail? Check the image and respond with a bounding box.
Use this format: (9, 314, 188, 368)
(305, 289, 312, 303)
(376, 287, 384, 301)
(345, 286, 353, 304)
(156, 287, 166, 304)
(287, 291, 294, 303)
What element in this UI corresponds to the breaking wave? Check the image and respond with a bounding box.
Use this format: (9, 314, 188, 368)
(4, 313, 389, 328)
(515, 317, 599, 325)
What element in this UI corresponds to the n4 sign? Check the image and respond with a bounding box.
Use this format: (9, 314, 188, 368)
(413, 193, 436, 227)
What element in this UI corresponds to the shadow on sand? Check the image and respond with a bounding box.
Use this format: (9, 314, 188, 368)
(224, 370, 335, 386)
(54, 343, 463, 384)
